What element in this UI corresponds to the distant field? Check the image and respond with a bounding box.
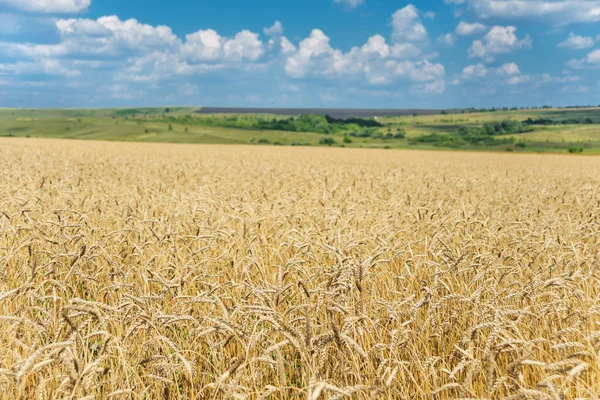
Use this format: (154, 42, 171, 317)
(195, 107, 444, 118)
(1, 138, 599, 398)
(1, 107, 599, 154)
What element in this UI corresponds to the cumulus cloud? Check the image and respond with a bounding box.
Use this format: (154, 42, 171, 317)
(55, 16, 179, 56)
(459, 0, 600, 25)
(263, 21, 296, 55)
(0, 58, 80, 77)
(180, 30, 222, 61)
(263, 21, 283, 36)
(558, 33, 594, 50)
(284, 29, 333, 78)
(181, 29, 263, 62)
(453, 61, 532, 86)
(437, 33, 456, 47)
(222, 31, 264, 61)
(392, 5, 429, 43)
(506, 74, 529, 85)
(0, 0, 90, 14)
(567, 49, 600, 69)
(540, 73, 581, 84)
(451, 62, 487, 84)
(468, 26, 531, 61)
(283, 7, 444, 91)
(588, 49, 600, 63)
(496, 62, 520, 75)
(0, 4, 449, 101)
(333, 0, 364, 9)
(456, 21, 487, 36)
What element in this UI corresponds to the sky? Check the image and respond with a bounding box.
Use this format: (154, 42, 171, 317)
(0, 0, 599, 109)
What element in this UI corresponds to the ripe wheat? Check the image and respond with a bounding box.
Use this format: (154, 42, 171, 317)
(1, 138, 599, 399)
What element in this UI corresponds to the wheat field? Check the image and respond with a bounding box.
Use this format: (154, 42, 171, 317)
(1, 138, 599, 399)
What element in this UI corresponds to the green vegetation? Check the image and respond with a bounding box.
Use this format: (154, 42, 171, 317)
(0, 107, 599, 154)
(409, 119, 532, 148)
(523, 117, 596, 125)
(324, 114, 383, 128)
(151, 113, 382, 135)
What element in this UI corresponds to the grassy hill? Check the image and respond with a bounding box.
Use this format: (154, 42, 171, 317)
(1, 107, 599, 154)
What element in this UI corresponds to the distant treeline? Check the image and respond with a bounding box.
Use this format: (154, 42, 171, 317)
(134, 113, 383, 135)
(410, 116, 600, 149)
(410, 119, 531, 147)
(325, 115, 383, 128)
(523, 117, 595, 125)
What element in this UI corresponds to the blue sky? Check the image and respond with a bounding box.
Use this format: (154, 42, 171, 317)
(0, 0, 599, 109)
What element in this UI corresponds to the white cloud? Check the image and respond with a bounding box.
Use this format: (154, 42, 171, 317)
(0, 6, 448, 97)
(60, 17, 265, 64)
(452, 61, 533, 86)
(587, 49, 600, 63)
(361, 34, 390, 57)
(181, 30, 222, 61)
(109, 84, 145, 100)
(567, 49, 600, 69)
(496, 62, 520, 75)
(0, 0, 90, 13)
(558, 33, 594, 50)
(284, 29, 333, 78)
(0, 15, 268, 85)
(413, 79, 446, 94)
(468, 26, 531, 61)
(437, 33, 456, 47)
(506, 74, 529, 85)
(392, 5, 429, 43)
(559, 84, 590, 93)
(55, 16, 179, 56)
(263, 21, 283, 36)
(223, 31, 264, 61)
(541, 73, 580, 83)
(280, 37, 296, 54)
(464, 62, 488, 78)
(0, 59, 80, 77)
(333, 0, 364, 9)
(456, 21, 487, 36)
(462, 0, 600, 25)
(451, 62, 487, 84)
(283, 27, 444, 90)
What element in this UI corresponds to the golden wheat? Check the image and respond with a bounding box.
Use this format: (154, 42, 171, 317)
(1, 138, 599, 399)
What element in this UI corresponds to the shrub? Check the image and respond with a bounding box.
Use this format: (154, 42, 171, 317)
(258, 138, 270, 144)
(394, 130, 406, 139)
(319, 136, 336, 146)
(343, 136, 352, 144)
(568, 147, 584, 153)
